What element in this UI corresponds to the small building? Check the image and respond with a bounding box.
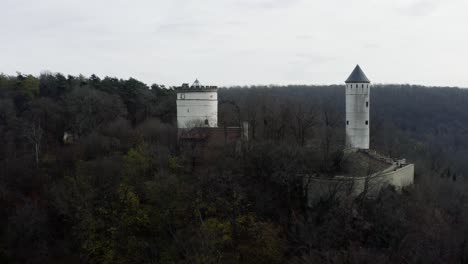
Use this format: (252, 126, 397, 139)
(63, 132, 78, 145)
(178, 127, 245, 167)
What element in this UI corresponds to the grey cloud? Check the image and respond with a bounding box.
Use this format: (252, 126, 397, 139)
(296, 34, 316, 40)
(155, 21, 207, 35)
(397, 0, 439, 16)
(362, 43, 381, 49)
(235, 0, 302, 9)
(295, 53, 335, 64)
(224, 21, 247, 26)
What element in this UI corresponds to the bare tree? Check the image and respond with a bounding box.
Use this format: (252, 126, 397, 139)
(290, 102, 317, 147)
(24, 121, 43, 167)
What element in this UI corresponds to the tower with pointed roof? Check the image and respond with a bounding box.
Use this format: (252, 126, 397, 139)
(345, 65, 371, 150)
(176, 79, 218, 129)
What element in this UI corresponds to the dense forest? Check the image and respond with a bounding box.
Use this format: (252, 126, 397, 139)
(1, 72, 468, 263)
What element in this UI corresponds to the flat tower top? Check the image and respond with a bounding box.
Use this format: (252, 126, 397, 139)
(345, 65, 370, 83)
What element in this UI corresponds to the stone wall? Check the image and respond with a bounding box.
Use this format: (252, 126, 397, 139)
(306, 164, 414, 205)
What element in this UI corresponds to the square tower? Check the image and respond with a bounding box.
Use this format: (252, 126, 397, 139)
(176, 79, 218, 129)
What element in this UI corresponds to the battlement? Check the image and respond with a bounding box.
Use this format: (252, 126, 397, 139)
(176, 80, 218, 92)
(176, 84, 218, 91)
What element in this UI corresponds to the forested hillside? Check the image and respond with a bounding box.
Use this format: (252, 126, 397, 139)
(1, 72, 468, 263)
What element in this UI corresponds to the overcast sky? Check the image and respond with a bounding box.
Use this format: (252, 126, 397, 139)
(1, 0, 467, 87)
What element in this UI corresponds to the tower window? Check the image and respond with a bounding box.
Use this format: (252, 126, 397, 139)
(346, 120, 349, 125)
(205, 119, 209, 125)
(366, 101, 369, 107)
(362, 84, 364, 88)
(180, 93, 185, 99)
(365, 120, 369, 125)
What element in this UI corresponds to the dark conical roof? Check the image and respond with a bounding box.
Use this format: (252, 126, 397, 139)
(345, 65, 370, 83)
(192, 78, 201, 87)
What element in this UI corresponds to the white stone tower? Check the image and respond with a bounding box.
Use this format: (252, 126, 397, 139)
(345, 65, 371, 150)
(176, 79, 218, 129)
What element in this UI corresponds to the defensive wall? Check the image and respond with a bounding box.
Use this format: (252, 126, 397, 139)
(306, 156, 414, 205)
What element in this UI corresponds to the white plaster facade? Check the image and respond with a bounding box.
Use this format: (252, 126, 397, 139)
(346, 82, 370, 149)
(176, 84, 218, 129)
